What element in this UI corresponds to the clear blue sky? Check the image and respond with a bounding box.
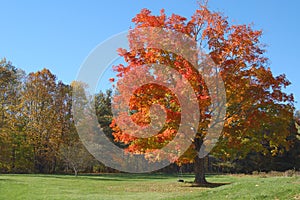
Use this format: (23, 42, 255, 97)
(0, 0, 299, 110)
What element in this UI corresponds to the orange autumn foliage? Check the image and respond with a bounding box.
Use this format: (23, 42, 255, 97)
(110, 4, 294, 164)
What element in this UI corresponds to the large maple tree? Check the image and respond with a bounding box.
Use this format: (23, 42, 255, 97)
(110, 4, 294, 184)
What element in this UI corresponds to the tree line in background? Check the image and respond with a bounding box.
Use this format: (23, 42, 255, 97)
(0, 59, 100, 175)
(0, 58, 299, 175)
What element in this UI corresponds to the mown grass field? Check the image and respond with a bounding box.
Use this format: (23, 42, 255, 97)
(0, 173, 299, 200)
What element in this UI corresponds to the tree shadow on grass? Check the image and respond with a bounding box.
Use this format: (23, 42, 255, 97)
(181, 181, 231, 188)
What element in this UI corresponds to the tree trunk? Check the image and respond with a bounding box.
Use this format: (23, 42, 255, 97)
(194, 155, 208, 184)
(74, 169, 78, 177)
(193, 135, 208, 185)
(73, 166, 78, 177)
(71, 162, 78, 177)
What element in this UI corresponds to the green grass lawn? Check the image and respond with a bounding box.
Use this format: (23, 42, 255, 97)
(0, 173, 299, 200)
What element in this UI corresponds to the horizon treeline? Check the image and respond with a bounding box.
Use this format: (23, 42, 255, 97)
(0, 58, 299, 175)
(0, 58, 114, 175)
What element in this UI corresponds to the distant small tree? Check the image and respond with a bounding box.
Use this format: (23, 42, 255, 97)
(59, 141, 96, 176)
